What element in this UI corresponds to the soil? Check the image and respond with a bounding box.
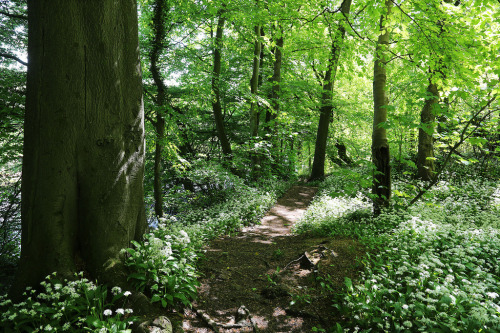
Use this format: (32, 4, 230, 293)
(175, 185, 364, 333)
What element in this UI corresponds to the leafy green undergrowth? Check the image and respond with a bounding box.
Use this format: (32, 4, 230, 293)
(294, 168, 500, 332)
(0, 273, 136, 332)
(125, 169, 292, 311)
(0, 163, 292, 332)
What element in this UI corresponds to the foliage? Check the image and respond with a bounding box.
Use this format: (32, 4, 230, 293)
(124, 230, 199, 309)
(126, 171, 291, 309)
(0, 273, 136, 333)
(294, 166, 500, 332)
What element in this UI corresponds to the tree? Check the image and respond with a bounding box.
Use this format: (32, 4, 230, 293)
(149, 0, 168, 217)
(309, 0, 352, 181)
(211, 9, 233, 159)
(10, 0, 146, 299)
(371, 0, 393, 215)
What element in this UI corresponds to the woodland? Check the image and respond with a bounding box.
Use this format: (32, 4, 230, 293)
(0, 0, 499, 332)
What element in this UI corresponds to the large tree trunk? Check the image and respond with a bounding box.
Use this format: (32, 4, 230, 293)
(150, 0, 167, 217)
(10, 0, 145, 299)
(417, 81, 439, 181)
(372, 0, 393, 215)
(309, 0, 352, 181)
(211, 12, 233, 159)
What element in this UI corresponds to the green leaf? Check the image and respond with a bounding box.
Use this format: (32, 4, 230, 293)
(128, 273, 147, 281)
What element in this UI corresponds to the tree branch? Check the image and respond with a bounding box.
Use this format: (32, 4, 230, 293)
(0, 53, 27, 66)
(0, 9, 27, 20)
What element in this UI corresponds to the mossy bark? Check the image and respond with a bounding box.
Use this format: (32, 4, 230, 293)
(10, 0, 145, 299)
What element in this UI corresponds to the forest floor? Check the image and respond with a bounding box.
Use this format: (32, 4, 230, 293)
(176, 185, 365, 332)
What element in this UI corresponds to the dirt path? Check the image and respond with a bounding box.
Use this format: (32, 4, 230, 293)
(179, 185, 362, 332)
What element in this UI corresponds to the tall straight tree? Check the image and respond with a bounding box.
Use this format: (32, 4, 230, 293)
(372, 0, 393, 215)
(309, 0, 352, 181)
(249, 22, 263, 175)
(211, 10, 233, 159)
(149, 0, 167, 217)
(249, 24, 262, 139)
(10, 0, 145, 299)
(265, 24, 284, 138)
(417, 79, 439, 180)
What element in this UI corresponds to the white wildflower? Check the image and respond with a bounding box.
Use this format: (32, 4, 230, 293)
(116, 308, 125, 315)
(486, 292, 499, 299)
(111, 286, 122, 295)
(103, 309, 113, 316)
(160, 243, 173, 257)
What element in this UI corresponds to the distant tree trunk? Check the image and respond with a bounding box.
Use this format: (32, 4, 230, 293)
(265, 25, 284, 136)
(212, 12, 232, 159)
(416, 0, 458, 180)
(336, 141, 353, 165)
(10, 0, 145, 299)
(309, 0, 352, 181)
(249, 9, 262, 139)
(150, 0, 167, 217)
(372, 0, 393, 215)
(249, 23, 262, 176)
(417, 81, 439, 181)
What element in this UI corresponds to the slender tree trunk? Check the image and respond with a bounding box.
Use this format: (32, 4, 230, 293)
(249, 24, 262, 176)
(212, 12, 232, 158)
(416, 1, 458, 180)
(265, 25, 284, 135)
(309, 0, 352, 181)
(372, 0, 393, 215)
(417, 81, 439, 180)
(10, 0, 145, 299)
(150, 0, 167, 217)
(249, 25, 262, 138)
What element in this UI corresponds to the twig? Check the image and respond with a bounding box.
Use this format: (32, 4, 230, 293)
(0, 9, 27, 20)
(0, 53, 27, 66)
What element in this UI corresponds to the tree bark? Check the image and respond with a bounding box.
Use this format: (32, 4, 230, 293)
(10, 0, 145, 299)
(265, 25, 284, 136)
(150, 0, 167, 217)
(372, 0, 393, 215)
(309, 0, 352, 181)
(211, 12, 232, 159)
(249, 25, 262, 139)
(249, 24, 262, 176)
(417, 81, 439, 181)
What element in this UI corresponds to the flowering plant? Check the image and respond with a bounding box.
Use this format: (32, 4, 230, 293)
(0, 273, 136, 332)
(124, 228, 199, 308)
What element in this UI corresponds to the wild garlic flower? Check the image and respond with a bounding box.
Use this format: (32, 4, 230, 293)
(111, 286, 122, 295)
(116, 308, 125, 315)
(103, 309, 112, 316)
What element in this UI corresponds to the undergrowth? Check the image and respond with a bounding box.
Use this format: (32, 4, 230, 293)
(0, 162, 292, 332)
(294, 166, 500, 332)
